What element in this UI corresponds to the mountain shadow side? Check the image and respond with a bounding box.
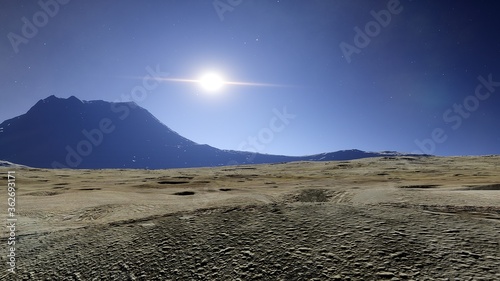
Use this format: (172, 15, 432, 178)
(0, 96, 425, 169)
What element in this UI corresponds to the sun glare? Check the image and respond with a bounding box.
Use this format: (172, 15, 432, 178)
(145, 70, 289, 93)
(199, 72, 225, 92)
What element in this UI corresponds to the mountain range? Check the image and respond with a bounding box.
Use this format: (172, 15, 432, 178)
(0, 96, 423, 169)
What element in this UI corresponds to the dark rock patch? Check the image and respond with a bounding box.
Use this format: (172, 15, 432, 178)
(173, 176, 194, 180)
(462, 184, 500, 190)
(296, 189, 329, 202)
(158, 181, 190, 185)
(26, 191, 62, 196)
(173, 191, 195, 196)
(399, 185, 440, 189)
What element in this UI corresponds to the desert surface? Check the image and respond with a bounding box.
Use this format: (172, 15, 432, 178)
(1, 156, 500, 280)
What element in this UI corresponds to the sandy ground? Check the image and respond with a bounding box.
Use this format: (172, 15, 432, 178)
(1, 156, 499, 280)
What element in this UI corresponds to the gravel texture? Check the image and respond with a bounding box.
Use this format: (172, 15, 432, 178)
(13, 202, 500, 280)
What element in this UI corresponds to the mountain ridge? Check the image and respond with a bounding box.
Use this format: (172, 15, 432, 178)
(0, 96, 427, 169)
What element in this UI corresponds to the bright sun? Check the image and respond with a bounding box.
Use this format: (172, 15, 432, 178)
(199, 72, 225, 92)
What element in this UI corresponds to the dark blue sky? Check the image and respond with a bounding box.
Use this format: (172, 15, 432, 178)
(1, 0, 500, 156)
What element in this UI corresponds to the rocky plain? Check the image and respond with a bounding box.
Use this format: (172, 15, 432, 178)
(1, 155, 499, 280)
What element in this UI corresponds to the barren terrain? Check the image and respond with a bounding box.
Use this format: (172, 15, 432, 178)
(1, 156, 500, 280)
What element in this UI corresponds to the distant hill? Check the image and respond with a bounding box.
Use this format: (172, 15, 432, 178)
(0, 96, 425, 169)
(0, 160, 29, 168)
